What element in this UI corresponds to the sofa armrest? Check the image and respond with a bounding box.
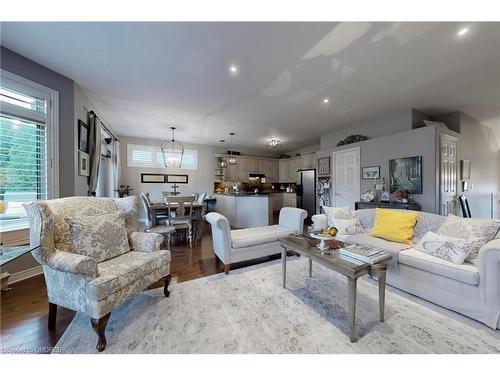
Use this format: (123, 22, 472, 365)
(129, 232, 163, 252)
(279, 207, 307, 234)
(311, 214, 328, 230)
(206, 212, 232, 264)
(46, 250, 98, 279)
(478, 239, 500, 304)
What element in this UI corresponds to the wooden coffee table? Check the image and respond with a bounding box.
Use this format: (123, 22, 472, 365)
(279, 235, 392, 342)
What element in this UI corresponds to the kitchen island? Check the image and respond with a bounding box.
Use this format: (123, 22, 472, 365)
(213, 193, 271, 228)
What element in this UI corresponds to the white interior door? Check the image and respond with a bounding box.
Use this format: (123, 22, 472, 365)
(440, 134, 458, 216)
(332, 147, 360, 210)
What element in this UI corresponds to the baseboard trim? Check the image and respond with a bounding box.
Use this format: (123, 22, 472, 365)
(8, 265, 43, 285)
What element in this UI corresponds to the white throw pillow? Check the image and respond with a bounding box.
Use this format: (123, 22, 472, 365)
(415, 231, 482, 264)
(437, 214, 500, 264)
(66, 211, 130, 262)
(332, 218, 364, 235)
(322, 206, 354, 226)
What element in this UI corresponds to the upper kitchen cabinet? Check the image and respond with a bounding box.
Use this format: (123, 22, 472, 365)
(238, 157, 250, 180)
(300, 153, 316, 169)
(277, 153, 317, 182)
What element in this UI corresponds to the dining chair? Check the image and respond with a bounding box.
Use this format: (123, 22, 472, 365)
(140, 192, 176, 250)
(458, 194, 472, 218)
(164, 195, 195, 248)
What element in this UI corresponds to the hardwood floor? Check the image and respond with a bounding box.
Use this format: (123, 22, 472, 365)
(0, 221, 282, 353)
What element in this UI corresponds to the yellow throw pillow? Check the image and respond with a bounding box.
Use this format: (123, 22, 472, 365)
(370, 208, 419, 244)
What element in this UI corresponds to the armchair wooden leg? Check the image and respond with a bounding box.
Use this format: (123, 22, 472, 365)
(90, 313, 111, 352)
(163, 274, 172, 297)
(48, 302, 57, 330)
(224, 264, 230, 275)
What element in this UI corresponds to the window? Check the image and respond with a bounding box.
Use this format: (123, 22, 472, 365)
(0, 70, 59, 232)
(127, 144, 198, 170)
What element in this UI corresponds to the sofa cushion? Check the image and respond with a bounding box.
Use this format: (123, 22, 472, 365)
(66, 211, 130, 262)
(87, 250, 171, 300)
(371, 208, 419, 244)
(231, 225, 294, 249)
(398, 248, 480, 285)
(43, 197, 117, 252)
(342, 233, 413, 262)
(322, 206, 354, 226)
(414, 231, 481, 264)
(437, 214, 500, 264)
(332, 218, 364, 235)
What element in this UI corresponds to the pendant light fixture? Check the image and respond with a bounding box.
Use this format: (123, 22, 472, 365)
(161, 127, 185, 168)
(219, 139, 227, 168)
(227, 132, 238, 166)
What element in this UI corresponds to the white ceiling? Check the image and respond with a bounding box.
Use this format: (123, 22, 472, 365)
(1, 22, 499, 151)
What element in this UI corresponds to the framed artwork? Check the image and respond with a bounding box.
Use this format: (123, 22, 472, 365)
(389, 156, 422, 194)
(166, 174, 189, 184)
(78, 151, 90, 176)
(141, 173, 166, 183)
(362, 166, 380, 179)
(78, 120, 89, 153)
(317, 157, 330, 175)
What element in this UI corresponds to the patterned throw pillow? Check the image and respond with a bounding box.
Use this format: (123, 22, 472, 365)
(415, 231, 481, 264)
(66, 211, 130, 262)
(322, 206, 354, 227)
(332, 218, 364, 235)
(436, 214, 500, 264)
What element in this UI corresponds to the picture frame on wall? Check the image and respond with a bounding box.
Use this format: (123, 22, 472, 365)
(362, 166, 380, 179)
(78, 151, 90, 176)
(78, 120, 89, 153)
(389, 156, 423, 194)
(317, 157, 330, 175)
(166, 174, 189, 184)
(141, 173, 166, 183)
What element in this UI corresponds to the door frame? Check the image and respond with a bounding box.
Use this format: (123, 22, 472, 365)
(331, 147, 360, 209)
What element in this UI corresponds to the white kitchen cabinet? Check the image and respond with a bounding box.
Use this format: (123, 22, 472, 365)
(279, 160, 287, 182)
(225, 163, 239, 182)
(238, 157, 250, 180)
(282, 192, 297, 208)
(248, 158, 258, 173)
(301, 153, 316, 169)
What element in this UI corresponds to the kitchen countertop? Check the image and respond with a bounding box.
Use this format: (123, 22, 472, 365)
(214, 192, 270, 197)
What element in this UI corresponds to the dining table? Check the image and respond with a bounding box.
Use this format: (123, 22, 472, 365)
(149, 201, 205, 241)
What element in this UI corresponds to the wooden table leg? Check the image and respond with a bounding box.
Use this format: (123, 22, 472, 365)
(308, 257, 312, 278)
(348, 277, 357, 343)
(281, 245, 287, 289)
(372, 262, 387, 322)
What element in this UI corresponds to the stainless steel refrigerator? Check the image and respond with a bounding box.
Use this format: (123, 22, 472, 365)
(296, 169, 316, 218)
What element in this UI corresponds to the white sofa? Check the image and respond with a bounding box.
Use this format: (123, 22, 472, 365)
(206, 207, 307, 274)
(312, 209, 500, 329)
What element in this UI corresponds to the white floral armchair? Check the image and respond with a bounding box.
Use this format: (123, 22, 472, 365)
(24, 196, 172, 351)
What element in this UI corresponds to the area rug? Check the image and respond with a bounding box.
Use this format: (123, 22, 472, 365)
(55, 257, 500, 353)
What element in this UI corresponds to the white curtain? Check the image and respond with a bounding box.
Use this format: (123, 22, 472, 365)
(112, 140, 121, 197)
(88, 114, 102, 196)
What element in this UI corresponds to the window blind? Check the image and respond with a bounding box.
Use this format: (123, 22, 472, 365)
(0, 86, 48, 231)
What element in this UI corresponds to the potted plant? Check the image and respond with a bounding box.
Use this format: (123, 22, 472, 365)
(394, 189, 413, 203)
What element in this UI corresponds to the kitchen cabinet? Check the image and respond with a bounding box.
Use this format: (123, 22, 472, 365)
(238, 157, 250, 180)
(225, 163, 239, 182)
(300, 153, 316, 169)
(215, 154, 281, 182)
(279, 160, 288, 182)
(282, 192, 297, 208)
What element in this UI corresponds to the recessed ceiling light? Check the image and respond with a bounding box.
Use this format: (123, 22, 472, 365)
(457, 27, 469, 37)
(322, 97, 330, 104)
(229, 64, 239, 75)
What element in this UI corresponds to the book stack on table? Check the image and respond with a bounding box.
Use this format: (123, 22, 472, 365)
(339, 244, 389, 265)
